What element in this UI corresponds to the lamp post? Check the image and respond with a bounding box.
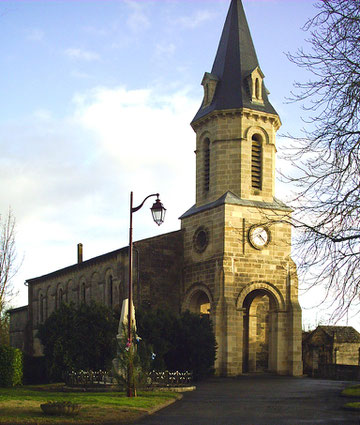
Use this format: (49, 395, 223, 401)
(127, 191, 166, 397)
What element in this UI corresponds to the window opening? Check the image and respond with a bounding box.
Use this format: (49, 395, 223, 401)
(59, 288, 63, 305)
(40, 294, 44, 323)
(81, 282, 86, 303)
(251, 135, 262, 189)
(204, 138, 210, 192)
(109, 275, 113, 307)
(255, 78, 260, 100)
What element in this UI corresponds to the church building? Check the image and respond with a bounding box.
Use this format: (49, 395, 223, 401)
(10, 0, 303, 376)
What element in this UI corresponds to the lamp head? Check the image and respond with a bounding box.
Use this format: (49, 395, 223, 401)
(150, 197, 166, 226)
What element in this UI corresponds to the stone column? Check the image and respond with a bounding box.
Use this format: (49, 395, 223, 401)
(268, 310, 278, 372)
(247, 313, 257, 372)
(274, 311, 288, 374)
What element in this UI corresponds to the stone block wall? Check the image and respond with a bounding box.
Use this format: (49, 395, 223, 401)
(11, 230, 184, 357)
(9, 306, 28, 351)
(193, 109, 280, 208)
(134, 230, 183, 312)
(334, 343, 360, 366)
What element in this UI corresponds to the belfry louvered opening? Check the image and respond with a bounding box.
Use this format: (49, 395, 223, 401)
(251, 134, 262, 189)
(204, 138, 210, 192)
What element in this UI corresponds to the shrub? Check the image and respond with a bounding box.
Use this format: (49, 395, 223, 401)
(167, 311, 216, 380)
(0, 311, 10, 346)
(137, 307, 216, 380)
(23, 354, 48, 385)
(0, 344, 23, 387)
(38, 301, 117, 381)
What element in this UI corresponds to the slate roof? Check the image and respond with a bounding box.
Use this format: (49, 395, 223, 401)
(25, 230, 182, 284)
(192, 0, 278, 124)
(318, 326, 360, 344)
(179, 191, 291, 219)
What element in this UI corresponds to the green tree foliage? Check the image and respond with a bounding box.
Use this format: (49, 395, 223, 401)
(0, 310, 9, 346)
(0, 344, 22, 387)
(137, 307, 216, 380)
(136, 307, 178, 371)
(168, 311, 216, 380)
(113, 324, 149, 396)
(38, 302, 117, 381)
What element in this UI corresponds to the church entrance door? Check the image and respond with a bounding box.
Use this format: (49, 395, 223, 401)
(242, 289, 277, 373)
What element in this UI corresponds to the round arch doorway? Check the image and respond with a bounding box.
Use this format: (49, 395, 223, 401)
(189, 290, 211, 316)
(183, 285, 213, 317)
(242, 288, 278, 373)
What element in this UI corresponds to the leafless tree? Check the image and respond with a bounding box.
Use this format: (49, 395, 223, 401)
(0, 209, 18, 318)
(282, 0, 360, 320)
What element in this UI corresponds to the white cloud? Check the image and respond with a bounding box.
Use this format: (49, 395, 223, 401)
(26, 28, 44, 42)
(71, 70, 93, 80)
(65, 48, 100, 61)
(154, 43, 176, 60)
(1, 84, 198, 308)
(125, 0, 150, 33)
(175, 10, 216, 29)
(72, 84, 197, 209)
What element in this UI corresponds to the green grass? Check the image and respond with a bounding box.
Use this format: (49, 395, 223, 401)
(0, 385, 180, 424)
(343, 401, 360, 411)
(341, 384, 360, 411)
(341, 384, 360, 398)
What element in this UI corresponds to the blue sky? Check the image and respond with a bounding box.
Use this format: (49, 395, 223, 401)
(1, 0, 349, 330)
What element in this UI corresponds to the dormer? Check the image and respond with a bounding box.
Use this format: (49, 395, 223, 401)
(201, 72, 219, 108)
(191, 0, 279, 125)
(247, 66, 265, 104)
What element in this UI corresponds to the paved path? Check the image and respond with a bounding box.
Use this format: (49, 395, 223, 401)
(135, 375, 360, 425)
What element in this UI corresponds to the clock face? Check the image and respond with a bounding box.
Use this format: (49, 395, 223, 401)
(249, 225, 270, 249)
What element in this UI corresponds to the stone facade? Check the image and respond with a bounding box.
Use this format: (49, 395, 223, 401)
(12, 231, 182, 357)
(194, 110, 279, 208)
(303, 326, 360, 375)
(179, 0, 302, 376)
(9, 0, 303, 376)
(180, 110, 302, 376)
(9, 306, 28, 352)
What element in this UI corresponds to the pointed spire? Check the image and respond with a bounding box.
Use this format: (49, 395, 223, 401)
(192, 0, 278, 124)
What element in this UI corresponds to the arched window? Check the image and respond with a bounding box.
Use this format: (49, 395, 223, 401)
(255, 78, 260, 100)
(251, 134, 262, 190)
(204, 138, 210, 192)
(40, 293, 44, 323)
(81, 282, 86, 304)
(59, 288, 63, 305)
(108, 275, 113, 307)
(189, 291, 211, 316)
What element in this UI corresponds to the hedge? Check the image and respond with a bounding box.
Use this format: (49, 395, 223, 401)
(23, 354, 48, 385)
(0, 344, 23, 387)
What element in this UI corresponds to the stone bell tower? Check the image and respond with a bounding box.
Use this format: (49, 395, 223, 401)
(180, 0, 302, 376)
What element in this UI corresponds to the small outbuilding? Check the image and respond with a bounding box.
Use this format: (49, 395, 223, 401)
(303, 325, 360, 374)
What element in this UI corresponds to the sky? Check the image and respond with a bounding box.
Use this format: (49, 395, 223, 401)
(2, 0, 355, 331)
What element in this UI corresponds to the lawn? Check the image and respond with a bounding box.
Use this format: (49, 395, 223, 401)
(341, 384, 360, 398)
(341, 384, 360, 411)
(0, 385, 180, 424)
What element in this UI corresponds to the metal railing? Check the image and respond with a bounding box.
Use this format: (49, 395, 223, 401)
(64, 370, 113, 387)
(64, 369, 193, 388)
(147, 370, 193, 387)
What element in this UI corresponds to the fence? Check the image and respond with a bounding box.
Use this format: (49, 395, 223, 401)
(316, 364, 360, 380)
(64, 370, 193, 388)
(64, 370, 113, 387)
(147, 370, 193, 387)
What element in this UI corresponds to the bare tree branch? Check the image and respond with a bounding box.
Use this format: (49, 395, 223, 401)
(282, 0, 360, 321)
(0, 208, 18, 315)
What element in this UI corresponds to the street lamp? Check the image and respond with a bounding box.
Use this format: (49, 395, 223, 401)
(127, 192, 166, 397)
